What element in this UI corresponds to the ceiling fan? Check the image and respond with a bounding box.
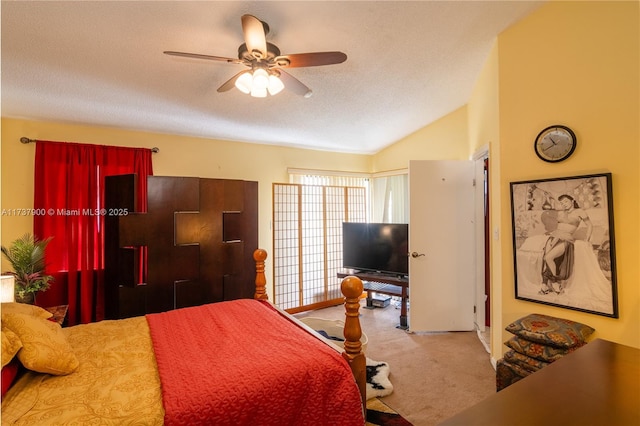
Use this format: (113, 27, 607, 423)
(164, 14, 347, 98)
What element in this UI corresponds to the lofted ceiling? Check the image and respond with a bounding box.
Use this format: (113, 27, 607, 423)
(1, 1, 542, 154)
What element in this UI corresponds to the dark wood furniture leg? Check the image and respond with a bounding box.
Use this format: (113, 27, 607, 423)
(399, 286, 408, 329)
(365, 289, 374, 308)
(338, 271, 408, 330)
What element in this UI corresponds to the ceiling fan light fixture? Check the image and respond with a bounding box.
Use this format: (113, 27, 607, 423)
(250, 86, 268, 98)
(250, 49, 264, 60)
(275, 57, 290, 67)
(252, 68, 270, 90)
(235, 72, 253, 94)
(235, 69, 282, 97)
(267, 75, 285, 96)
(166, 14, 348, 99)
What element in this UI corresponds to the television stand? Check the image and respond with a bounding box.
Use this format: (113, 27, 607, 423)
(337, 271, 409, 330)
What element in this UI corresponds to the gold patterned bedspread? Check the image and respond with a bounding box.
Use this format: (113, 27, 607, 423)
(1, 317, 164, 425)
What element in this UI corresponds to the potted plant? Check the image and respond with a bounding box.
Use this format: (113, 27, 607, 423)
(1, 233, 54, 304)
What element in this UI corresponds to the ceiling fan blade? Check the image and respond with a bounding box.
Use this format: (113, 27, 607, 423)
(241, 14, 267, 59)
(164, 51, 243, 64)
(217, 70, 248, 92)
(277, 70, 313, 98)
(274, 51, 347, 68)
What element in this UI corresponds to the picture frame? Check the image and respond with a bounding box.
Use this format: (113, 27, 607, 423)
(510, 173, 618, 318)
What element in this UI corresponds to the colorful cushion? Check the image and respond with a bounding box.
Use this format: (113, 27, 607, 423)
(1, 312, 78, 375)
(1, 303, 53, 320)
(503, 349, 549, 373)
(505, 313, 594, 348)
(496, 358, 531, 391)
(1, 329, 23, 368)
(504, 335, 582, 362)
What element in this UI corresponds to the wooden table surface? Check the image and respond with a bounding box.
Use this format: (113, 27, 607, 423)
(439, 339, 640, 426)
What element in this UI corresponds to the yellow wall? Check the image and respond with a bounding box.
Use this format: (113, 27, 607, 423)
(496, 0, 639, 352)
(467, 43, 500, 156)
(467, 42, 502, 357)
(0, 118, 371, 294)
(371, 106, 469, 172)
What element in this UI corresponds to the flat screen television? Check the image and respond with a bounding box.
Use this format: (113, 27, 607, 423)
(342, 222, 409, 277)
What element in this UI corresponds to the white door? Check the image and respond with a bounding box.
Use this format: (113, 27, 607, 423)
(408, 160, 476, 332)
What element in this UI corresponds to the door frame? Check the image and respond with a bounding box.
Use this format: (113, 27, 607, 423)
(472, 146, 489, 333)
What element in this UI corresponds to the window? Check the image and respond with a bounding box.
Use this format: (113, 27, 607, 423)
(370, 172, 409, 223)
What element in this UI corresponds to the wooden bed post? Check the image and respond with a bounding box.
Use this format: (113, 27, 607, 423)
(253, 249, 269, 301)
(341, 275, 367, 413)
(252, 251, 366, 414)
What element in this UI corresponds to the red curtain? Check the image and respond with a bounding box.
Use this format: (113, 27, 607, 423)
(33, 141, 153, 325)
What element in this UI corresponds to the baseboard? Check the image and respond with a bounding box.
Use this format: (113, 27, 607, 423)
(476, 327, 491, 354)
(490, 356, 497, 370)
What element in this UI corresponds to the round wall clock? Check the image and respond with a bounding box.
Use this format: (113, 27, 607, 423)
(534, 125, 577, 163)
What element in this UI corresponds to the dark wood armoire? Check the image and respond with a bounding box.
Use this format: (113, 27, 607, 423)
(104, 175, 258, 319)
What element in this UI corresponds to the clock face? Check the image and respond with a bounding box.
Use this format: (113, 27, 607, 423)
(534, 125, 576, 162)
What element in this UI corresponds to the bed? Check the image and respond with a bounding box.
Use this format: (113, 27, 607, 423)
(1, 249, 367, 425)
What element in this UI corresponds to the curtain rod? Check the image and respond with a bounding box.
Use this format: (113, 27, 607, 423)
(20, 137, 159, 153)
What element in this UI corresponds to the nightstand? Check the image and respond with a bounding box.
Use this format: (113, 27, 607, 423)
(44, 305, 69, 326)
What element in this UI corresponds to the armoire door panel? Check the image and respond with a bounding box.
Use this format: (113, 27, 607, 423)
(105, 175, 258, 318)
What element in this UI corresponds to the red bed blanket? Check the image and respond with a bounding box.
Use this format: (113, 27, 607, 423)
(146, 299, 364, 425)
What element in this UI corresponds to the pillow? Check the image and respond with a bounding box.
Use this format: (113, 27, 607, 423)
(1, 303, 53, 320)
(1, 359, 20, 398)
(1, 329, 23, 368)
(504, 335, 582, 362)
(503, 349, 549, 373)
(505, 313, 595, 348)
(496, 358, 531, 391)
(1, 312, 78, 375)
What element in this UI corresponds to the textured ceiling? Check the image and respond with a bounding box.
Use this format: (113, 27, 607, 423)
(1, 1, 542, 154)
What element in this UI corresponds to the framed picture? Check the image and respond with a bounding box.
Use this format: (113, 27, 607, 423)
(510, 173, 618, 318)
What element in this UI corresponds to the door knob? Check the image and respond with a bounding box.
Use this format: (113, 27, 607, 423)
(411, 252, 425, 258)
